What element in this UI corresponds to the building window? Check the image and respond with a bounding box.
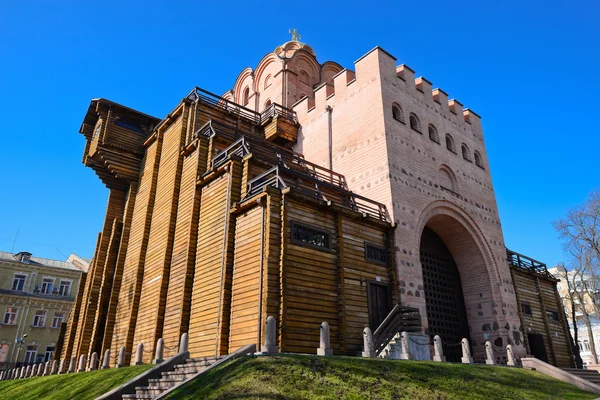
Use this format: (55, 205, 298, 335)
(264, 74, 272, 89)
(578, 340, 583, 351)
(299, 70, 310, 85)
(51, 312, 64, 328)
(445, 134, 456, 153)
(521, 303, 532, 316)
(0, 344, 8, 363)
(44, 346, 55, 362)
(114, 119, 144, 134)
(461, 143, 472, 161)
(409, 113, 421, 133)
(546, 309, 560, 322)
(11, 274, 26, 291)
(428, 124, 439, 143)
(264, 99, 272, 109)
(365, 243, 388, 266)
(24, 346, 37, 364)
(93, 124, 101, 139)
(59, 280, 72, 297)
(474, 151, 484, 168)
(242, 87, 250, 106)
(40, 277, 54, 295)
(392, 103, 405, 123)
(33, 310, 47, 327)
(291, 221, 331, 250)
(584, 340, 590, 351)
(3, 307, 17, 325)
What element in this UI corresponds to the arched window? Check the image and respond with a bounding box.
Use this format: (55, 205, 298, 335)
(299, 71, 309, 85)
(578, 341, 583, 351)
(242, 87, 250, 106)
(392, 103, 404, 123)
(409, 113, 421, 133)
(428, 124, 439, 143)
(461, 143, 471, 161)
(264, 99, 272, 109)
(439, 167, 456, 192)
(474, 151, 484, 168)
(445, 134, 455, 153)
(264, 74, 272, 90)
(584, 340, 590, 351)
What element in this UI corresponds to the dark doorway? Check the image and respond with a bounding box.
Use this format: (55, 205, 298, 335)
(527, 333, 549, 362)
(367, 282, 392, 330)
(420, 227, 471, 362)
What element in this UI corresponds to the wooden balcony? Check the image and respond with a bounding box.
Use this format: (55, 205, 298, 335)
(260, 103, 298, 145)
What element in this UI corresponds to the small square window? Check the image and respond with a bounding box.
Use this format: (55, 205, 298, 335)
(522, 303, 532, 316)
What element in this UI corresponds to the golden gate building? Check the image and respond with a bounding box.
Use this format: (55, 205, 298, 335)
(61, 38, 573, 366)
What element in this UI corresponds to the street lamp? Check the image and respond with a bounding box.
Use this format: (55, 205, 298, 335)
(14, 334, 27, 368)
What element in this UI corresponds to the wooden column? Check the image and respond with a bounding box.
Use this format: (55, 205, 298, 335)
(335, 212, 347, 355)
(536, 276, 558, 365)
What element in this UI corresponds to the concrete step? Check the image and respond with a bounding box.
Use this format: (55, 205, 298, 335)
(186, 356, 224, 363)
(147, 377, 183, 388)
(176, 360, 214, 369)
(122, 394, 155, 400)
(135, 386, 170, 396)
(160, 370, 198, 380)
(562, 368, 600, 374)
(174, 364, 210, 373)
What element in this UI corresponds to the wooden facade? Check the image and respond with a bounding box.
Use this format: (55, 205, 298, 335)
(509, 250, 574, 367)
(62, 89, 397, 364)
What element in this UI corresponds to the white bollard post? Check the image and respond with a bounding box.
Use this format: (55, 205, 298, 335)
(461, 338, 473, 364)
(433, 335, 446, 362)
(153, 338, 164, 364)
(261, 316, 278, 355)
(179, 333, 188, 353)
(400, 331, 412, 360)
(117, 346, 126, 368)
(317, 322, 333, 356)
(77, 354, 87, 372)
(43, 361, 50, 376)
(37, 363, 44, 376)
(58, 359, 66, 374)
(102, 350, 111, 369)
(20, 366, 27, 379)
(67, 356, 76, 373)
(25, 365, 32, 378)
(135, 344, 144, 365)
(507, 344, 516, 367)
(485, 341, 495, 365)
(89, 352, 98, 371)
(361, 327, 376, 358)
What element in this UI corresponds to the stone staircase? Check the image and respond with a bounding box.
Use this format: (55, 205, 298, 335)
(560, 368, 600, 386)
(121, 356, 223, 399)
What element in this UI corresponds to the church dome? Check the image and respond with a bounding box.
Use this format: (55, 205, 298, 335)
(274, 40, 315, 57)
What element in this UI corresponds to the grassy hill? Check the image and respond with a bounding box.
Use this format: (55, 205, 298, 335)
(165, 354, 597, 400)
(0, 364, 152, 400)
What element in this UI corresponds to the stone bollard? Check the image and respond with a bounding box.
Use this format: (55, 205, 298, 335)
(461, 338, 473, 364)
(117, 346, 126, 368)
(0, 371, 4, 380)
(43, 361, 50, 376)
(433, 335, 446, 362)
(25, 365, 32, 378)
(30, 364, 37, 377)
(317, 322, 333, 356)
(261, 316, 278, 355)
(153, 338, 164, 364)
(67, 356, 76, 373)
(20, 366, 26, 379)
(179, 333, 188, 353)
(102, 350, 111, 369)
(38, 363, 45, 376)
(361, 327, 376, 358)
(89, 352, 98, 371)
(485, 341, 495, 365)
(506, 344, 516, 367)
(135, 344, 144, 365)
(58, 359, 66, 374)
(400, 331, 412, 360)
(77, 354, 87, 372)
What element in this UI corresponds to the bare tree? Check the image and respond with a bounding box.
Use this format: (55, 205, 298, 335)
(554, 189, 600, 365)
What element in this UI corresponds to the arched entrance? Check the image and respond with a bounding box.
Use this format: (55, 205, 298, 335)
(420, 227, 470, 361)
(416, 200, 500, 362)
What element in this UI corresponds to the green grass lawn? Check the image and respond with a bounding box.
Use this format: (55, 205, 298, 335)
(0, 364, 153, 400)
(165, 354, 598, 400)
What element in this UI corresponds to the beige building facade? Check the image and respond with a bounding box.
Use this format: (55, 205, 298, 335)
(0, 251, 87, 369)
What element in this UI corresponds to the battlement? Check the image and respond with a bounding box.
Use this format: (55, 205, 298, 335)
(292, 46, 481, 127)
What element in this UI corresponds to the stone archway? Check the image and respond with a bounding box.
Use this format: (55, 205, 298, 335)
(415, 200, 502, 362)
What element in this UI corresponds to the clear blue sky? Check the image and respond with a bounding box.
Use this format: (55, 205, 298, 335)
(0, 1, 598, 266)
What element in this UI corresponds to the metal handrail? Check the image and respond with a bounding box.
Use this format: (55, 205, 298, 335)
(372, 305, 421, 356)
(187, 87, 262, 124)
(260, 103, 298, 124)
(506, 248, 551, 277)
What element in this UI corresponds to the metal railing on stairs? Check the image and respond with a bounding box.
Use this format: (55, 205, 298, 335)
(372, 304, 421, 356)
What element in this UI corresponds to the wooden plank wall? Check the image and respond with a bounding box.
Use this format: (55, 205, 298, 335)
(162, 137, 209, 356)
(72, 189, 126, 359)
(133, 110, 187, 362)
(539, 277, 573, 367)
(101, 183, 138, 354)
(110, 135, 162, 361)
(188, 161, 242, 357)
(228, 205, 263, 350)
(58, 270, 88, 362)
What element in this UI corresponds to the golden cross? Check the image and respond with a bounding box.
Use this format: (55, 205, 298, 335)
(289, 28, 301, 42)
